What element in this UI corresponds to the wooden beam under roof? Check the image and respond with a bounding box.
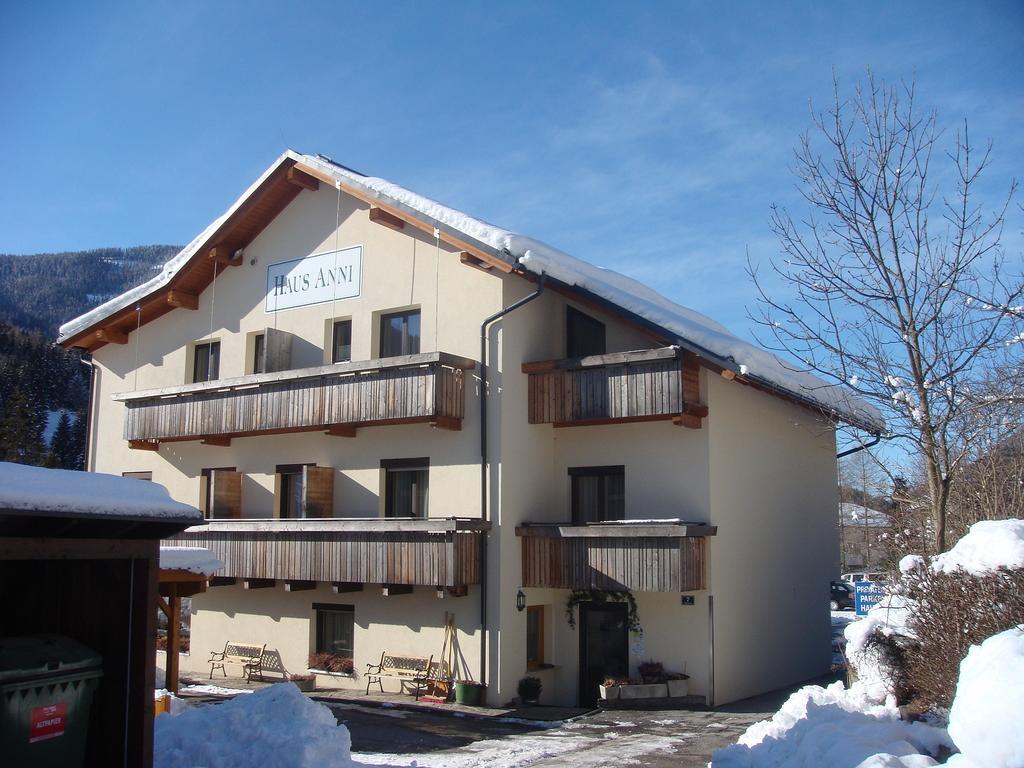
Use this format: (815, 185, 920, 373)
(96, 327, 129, 344)
(287, 166, 320, 191)
(209, 245, 242, 266)
(369, 207, 405, 231)
(129, 439, 160, 451)
(167, 291, 199, 310)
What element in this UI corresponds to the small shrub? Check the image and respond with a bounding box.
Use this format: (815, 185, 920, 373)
(308, 652, 354, 674)
(900, 565, 1024, 708)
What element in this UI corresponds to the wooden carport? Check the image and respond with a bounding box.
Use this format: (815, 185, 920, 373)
(158, 547, 222, 694)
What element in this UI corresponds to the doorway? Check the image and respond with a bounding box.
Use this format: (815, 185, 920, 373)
(578, 601, 629, 707)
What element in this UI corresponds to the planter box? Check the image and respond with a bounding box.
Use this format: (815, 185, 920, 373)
(290, 678, 316, 692)
(667, 679, 689, 697)
(599, 684, 620, 700)
(619, 683, 668, 699)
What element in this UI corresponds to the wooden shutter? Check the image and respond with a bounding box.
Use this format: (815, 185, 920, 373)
(302, 466, 334, 518)
(264, 327, 293, 373)
(211, 470, 243, 519)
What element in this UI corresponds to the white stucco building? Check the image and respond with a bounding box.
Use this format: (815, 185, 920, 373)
(59, 151, 882, 708)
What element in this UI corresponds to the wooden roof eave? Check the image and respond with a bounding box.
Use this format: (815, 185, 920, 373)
(60, 157, 306, 353)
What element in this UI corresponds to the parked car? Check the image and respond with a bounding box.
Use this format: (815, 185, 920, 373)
(830, 580, 855, 611)
(841, 571, 887, 585)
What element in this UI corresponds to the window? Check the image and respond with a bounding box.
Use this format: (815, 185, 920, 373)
(566, 307, 606, 358)
(332, 320, 352, 363)
(277, 464, 308, 519)
(314, 603, 354, 658)
(570, 466, 625, 524)
(526, 605, 545, 669)
(193, 341, 220, 383)
(201, 467, 238, 518)
(122, 471, 152, 481)
(379, 310, 420, 358)
(382, 458, 429, 518)
(253, 333, 266, 374)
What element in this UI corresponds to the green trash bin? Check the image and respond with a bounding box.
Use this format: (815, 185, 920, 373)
(0, 634, 103, 768)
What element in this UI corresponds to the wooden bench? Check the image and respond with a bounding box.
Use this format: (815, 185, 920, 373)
(208, 641, 267, 682)
(364, 652, 434, 699)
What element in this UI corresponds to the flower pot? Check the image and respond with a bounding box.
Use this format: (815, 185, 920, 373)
(619, 683, 668, 699)
(599, 684, 620, 700)
(291, 677, 316, 692)
(667, 679, 688, 697)
(454, 682, 481, 706)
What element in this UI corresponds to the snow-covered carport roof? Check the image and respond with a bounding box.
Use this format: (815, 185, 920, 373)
(58, 150, 884, 435)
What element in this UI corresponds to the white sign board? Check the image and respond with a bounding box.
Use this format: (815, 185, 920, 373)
(265, 246, 362, 313)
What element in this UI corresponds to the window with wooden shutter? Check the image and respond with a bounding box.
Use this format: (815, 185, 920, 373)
(202, 468, 242, 519)
(263, 327, 294, 373)
(302, 466, 335, 518)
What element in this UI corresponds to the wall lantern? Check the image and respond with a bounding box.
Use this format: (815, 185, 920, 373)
(516, 589, 526, 612)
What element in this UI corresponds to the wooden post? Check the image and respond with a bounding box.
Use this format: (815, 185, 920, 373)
(166, 589, 181, 695)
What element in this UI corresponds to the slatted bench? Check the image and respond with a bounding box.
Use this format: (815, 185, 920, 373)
(364, 652, 434, 699)
(208, 641, 267, 682)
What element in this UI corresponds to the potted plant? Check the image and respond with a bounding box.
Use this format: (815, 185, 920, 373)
(599, 676, 624, 700)
(517, 676, 542, 705)
(290, 673, 316, 692)
(637, 660, 665, 684)
(666, 672, 690, 698)
(308, 652, 354, 675)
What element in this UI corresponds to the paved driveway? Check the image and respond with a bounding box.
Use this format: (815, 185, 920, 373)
(335, 683, 817, 768)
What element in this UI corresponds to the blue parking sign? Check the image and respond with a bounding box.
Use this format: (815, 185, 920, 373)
(855, 581, 884, 616)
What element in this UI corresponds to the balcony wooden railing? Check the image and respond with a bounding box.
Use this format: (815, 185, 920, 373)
(516, 521, 715, 592)
(522, 347, 706, 428)
(169, 518, 489, 588)
(114, 352, 475, 446)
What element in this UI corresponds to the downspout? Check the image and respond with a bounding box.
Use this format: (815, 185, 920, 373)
(836, 433, 881, 459)
(79, 354, 97, 472)
(478, 274, 546, 688)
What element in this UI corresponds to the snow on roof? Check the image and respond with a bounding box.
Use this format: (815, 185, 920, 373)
(840, 502, 889, 528)
(60, 149, 883, 432)
(0, 462, 201, 522)
(159, 546, 223, 575)
(930, 518, 1024, 576)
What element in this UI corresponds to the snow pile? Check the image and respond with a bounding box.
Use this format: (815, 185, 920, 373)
(711, 681, 951, 767)
(160, 546, 223, 575)
(930, 519, 1024, 576)
(945, 627, 1024, 768)
(0, 462, 200, 521)
(154, 682, 351, 768)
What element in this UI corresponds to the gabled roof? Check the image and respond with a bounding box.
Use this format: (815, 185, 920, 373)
(58, 150, 884, 434)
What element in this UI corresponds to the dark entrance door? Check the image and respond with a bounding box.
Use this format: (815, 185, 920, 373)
(578, 601, 629, 707)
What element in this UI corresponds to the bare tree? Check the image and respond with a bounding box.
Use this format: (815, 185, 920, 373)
(751, 75, 1023, 552)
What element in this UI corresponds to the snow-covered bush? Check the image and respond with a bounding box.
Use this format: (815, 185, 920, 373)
(896, 520, 1024, 708)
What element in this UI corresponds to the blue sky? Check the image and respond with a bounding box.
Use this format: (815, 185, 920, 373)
(1, 0, 1021, 342)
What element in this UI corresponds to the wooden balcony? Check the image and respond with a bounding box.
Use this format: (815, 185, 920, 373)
(516, 521, 715, 592)
(114, 352, 475, 446)
(169, 518, 489, 588)
(522, 347, 707, 429)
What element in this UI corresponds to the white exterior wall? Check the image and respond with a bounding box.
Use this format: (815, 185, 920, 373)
(706, 372, 839, 704)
